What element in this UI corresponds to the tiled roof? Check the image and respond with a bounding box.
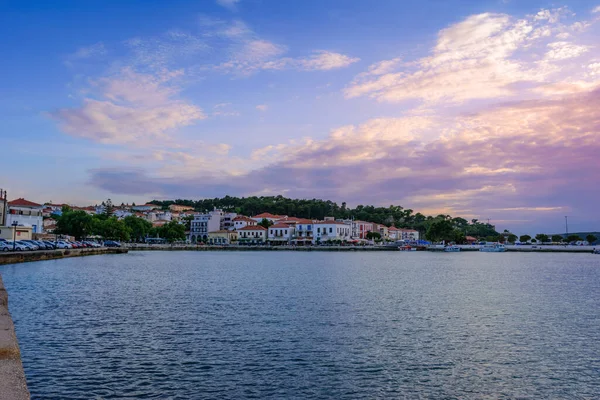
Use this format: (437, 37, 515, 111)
(238, 225, 267, 231)
(8, 198, 42, 207)
(233, 216, 256, 222)
(253, 213, 285, 219)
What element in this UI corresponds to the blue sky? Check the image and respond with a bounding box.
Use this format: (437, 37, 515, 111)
(1, 0, 600, 234)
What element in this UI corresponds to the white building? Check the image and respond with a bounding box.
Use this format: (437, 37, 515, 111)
(5, 198, 44, 234)
(314, 221, 352, 243)
(293, 218, 315, 245)
(189, 210, 223, 242)
(268, 223, 295, 244)
(233, 216, 257, 230)
(237, 225, 267, 242)
(220, 211, 238, 230)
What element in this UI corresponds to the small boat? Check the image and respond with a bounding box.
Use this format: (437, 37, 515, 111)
(594, 249, 600, 254)
(444, 245, 461, 252)
(399, 245, 416, 251)
(480, 243, 507, 252)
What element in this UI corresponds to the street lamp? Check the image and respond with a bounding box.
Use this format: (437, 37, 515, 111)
(11, 221, 18, 251)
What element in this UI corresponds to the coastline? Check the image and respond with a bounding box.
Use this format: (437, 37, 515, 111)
(0, 275, 29, 400)
(0, 248, 129, 266)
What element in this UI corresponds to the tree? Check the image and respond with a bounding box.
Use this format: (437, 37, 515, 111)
(182, 215, 194, 230)
(453, 230, 467, 244)
(104, 199, 115, 218)
(366, 231, 381, 240)
(586, 234, 597, 244)
(567, 234, 582, 243)
(531, 238, 537, 243)
(507, 234, 518, 244)
(425, 219, 455, 242)
(55, 209, 93, 240)
(520, 235, 531, 243)
(258, 218, 273, 229)
(123, 216, 152, 242)
(551, 234, 563, 243)
(95, 217, 130, 241)
(153, 221, 186, 242)
(535, 233, 549, 244)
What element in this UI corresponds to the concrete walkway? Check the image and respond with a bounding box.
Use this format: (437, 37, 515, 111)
(0, 275, 29, 400)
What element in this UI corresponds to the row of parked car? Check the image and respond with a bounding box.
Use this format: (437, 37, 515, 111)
(0, 239, 121, 252)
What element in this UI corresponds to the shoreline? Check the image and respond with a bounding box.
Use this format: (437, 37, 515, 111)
(0, 248, 129, 266)
(125, 244, 598, 253)
(0, 275, 29, 400)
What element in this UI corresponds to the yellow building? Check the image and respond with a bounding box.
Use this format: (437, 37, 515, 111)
(207, 230, 238, 244)
(0, 225, 33, 241)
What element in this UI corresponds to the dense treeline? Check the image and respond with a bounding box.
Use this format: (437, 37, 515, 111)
(151, 195, 500, 240)
(53, 206, 186, 242)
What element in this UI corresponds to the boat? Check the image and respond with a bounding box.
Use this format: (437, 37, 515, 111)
(399, 245, 417, 251)
(479, 242, 507, 252)
(444, 245, 461, 252)
(594, 249, 600, 254)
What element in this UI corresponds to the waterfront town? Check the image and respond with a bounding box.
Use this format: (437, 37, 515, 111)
(1, 189, 598, 250)
(0, 189, 422, 246)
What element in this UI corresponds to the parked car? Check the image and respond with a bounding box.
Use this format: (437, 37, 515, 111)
(42, 241, 57, 249)
(18, 241, 39, 251)
(0, 238, 6, 242)
(104, 240, 121, 248)
(4, 241, 28, 251)
(32, 240, 51, 250)
(1, 242, 11, 252)
(56, 241, 72, 249)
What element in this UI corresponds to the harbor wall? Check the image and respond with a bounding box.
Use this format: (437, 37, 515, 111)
(0, 248, 128, 266)
(0, 275, 29, 400)
(126, 244, 400, 252)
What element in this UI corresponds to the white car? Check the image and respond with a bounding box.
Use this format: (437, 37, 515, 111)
(56, 241, 72, 249)
(1, 242, 11, 252)
(4, 241, 28, 251)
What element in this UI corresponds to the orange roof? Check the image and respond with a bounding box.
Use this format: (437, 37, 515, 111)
(238, 225, 267, 231)
(253, 212, 285, 219)
(388, 226, 399, 231)
(8, 198, 42, 207)
(233, 216, 256, 222)
(466, 236, 478, 241)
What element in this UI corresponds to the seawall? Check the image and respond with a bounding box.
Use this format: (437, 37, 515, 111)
(126, 244, 400, 252)
(0, 275, 29, 400)
(0, 248, 129, 266)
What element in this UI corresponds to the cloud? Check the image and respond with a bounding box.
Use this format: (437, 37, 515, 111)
(51, 68, 205, 145)
(212, 103, 240, 117)
(344, 10, 595, 104)
(88, 85, 600, 231)
(593, 6, 600, 14)
(255, 104, 268, 111)
(65, 42, 107, 66)
(216, 0, 240, 11)
(297, 51, 360, 71)
(125, 31, 208, 69)
(544, 41, 589, 60)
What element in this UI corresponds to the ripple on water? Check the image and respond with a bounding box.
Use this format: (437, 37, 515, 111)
(1, 251, 600, 399)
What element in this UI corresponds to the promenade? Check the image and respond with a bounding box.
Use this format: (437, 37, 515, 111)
(0, 247, 128, 266)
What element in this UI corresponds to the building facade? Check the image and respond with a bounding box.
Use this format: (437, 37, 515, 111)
(314, 221, 351, 242)
(189, 210, 222, 242)
(6, 198, 43, 234)
(268, 223, 295, 244)
(237, 225, 267, 242)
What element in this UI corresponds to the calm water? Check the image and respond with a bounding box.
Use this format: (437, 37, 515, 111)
(1, 251, 600, 399)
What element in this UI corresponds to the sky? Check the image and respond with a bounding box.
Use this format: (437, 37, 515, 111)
(1, 0, 600, 234)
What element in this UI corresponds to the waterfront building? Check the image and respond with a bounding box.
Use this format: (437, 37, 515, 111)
(189, 210, 222, 242)
(399, 228, 420, 241)
(233, 216, 257, 230)
(0, 225, 33, 240)
(355, 221, 374, 239)
(207, 230, 238, 245)
(6, 198, 44, 234)
(314, 221, 351, 243)
(237, 225, 267, 242)
(293, 218, 315, 245)
(220, 211, 238, 230)
(268, 223, 295, 244)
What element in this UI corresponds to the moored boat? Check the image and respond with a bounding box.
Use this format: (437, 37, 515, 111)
(480, 243, 507, 252)
(444, 245, 461, 252)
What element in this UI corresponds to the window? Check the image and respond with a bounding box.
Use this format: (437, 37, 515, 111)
(317, 227, 320, 233)
(329, 228, 333, 233)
